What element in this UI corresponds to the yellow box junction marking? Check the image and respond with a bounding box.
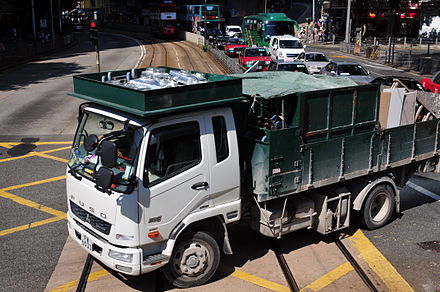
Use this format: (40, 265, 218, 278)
(50, 269, 110, 292)
(349, 229, 414, 292)
(300, 262, 353, 291)
(0, 146, 70, 163)
(0, 176, 67, 237)
(0, 216, 65, 237)
(219, 265, 290, 292)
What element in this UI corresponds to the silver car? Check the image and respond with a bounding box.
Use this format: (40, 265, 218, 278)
(296, 52, 329, 74)
(320, 62, 373, 84)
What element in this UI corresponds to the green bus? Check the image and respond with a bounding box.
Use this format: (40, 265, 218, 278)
(243, 13, 298, 47)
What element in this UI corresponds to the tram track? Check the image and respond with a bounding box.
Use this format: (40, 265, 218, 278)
(271, 233, 382, 292)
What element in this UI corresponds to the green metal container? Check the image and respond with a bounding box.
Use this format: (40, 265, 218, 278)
(69, 67, 245, 117)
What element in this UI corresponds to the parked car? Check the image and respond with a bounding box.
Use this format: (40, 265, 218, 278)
(321, 62, 373, 84)
(224, 38, 247, 57)
(421, 71, 440, 93)
(371, 76, 425, 91)
(296, 52, 330, 74)
(239, 47, 271, 71)
(267, 60, 310, 74)
(205, 28, 223, 43)
(269, 35, 305, 60)
(225, 25, 242, 37)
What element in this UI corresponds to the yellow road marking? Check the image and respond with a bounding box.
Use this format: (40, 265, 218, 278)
(349, 230, 414, 292)
(0, 190, 66, 218)
(0, 143, 14, 149)
(1, 175, 66, 192)
(300, 262, 354, 291)
(0, 142, 70, 145)
(0, 216, 64, 237)
(50, 269, 110, 292)
(0, 146, 70, 163)
(34, 152, 69, 163)
(219, 265, 290, 292)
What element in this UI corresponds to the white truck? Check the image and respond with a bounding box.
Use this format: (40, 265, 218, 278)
(66, 68, 440, 288)
(269, 35, 305, 60)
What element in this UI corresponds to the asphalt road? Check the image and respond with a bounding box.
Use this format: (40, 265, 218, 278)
(0, 32, 141, 292)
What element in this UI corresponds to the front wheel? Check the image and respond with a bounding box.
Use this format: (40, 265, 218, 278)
(361, 184, 395, 230)
(162, 231, 220, 288)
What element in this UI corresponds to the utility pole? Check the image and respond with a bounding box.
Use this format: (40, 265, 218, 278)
(344, 0, 351, 44)
(31, 0, 36, 40)
(50, 0, 55, 47)
(58, 0, 62, 34)
(204, 0, 207, 45)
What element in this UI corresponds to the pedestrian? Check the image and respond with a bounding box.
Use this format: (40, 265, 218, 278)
(11, 27, 17, 42)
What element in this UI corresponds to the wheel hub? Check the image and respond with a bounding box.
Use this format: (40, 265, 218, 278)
(175, 243, 209, 276)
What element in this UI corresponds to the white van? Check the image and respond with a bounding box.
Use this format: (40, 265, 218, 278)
(269, 35, 305, 60)
(225, 25, 242, 37)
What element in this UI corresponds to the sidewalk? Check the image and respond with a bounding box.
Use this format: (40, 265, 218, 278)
(0, 34, 77, 72)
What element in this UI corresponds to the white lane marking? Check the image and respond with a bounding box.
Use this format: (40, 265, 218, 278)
(362, 63, 392, 70)
(406, 181, 440, 201)
(102, 32, 146, 68)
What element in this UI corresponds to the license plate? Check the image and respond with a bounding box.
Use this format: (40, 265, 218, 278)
(257, 66, 262, 69)
(81, 234, 92, 251)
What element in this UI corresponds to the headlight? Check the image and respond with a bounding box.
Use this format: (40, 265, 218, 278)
(229, 49, 235, 52)
(109, 250, 133, 263)
(265, 61, 270, 64)
(246, 61, 255, 66)
(278, 51, 284, 57)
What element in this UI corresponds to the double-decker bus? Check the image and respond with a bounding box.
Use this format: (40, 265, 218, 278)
(178, 4, 221, 32)
(243, 13, 297, 47)
(148, 1, 178, 38)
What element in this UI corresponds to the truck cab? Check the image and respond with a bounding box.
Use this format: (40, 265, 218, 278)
(269, 35, 305, 60)
(67, 68, 244, 287)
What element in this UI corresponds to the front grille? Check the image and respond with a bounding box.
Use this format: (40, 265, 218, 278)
(286, 54, 298, 58)
(70, 201, 111, 235)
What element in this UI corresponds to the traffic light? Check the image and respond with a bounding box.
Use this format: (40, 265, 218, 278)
(89, 20, 98, 46)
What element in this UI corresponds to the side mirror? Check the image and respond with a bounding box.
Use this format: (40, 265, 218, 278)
(97, 140, 117, 168)
(84, 135, 99, 152)
(303, 45, 307, 49)
(94, 167, 113, 193)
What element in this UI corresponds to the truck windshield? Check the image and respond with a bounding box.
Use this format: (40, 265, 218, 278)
(68, 111, 142, 193)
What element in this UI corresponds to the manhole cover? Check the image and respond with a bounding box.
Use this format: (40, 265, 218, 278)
(417, 241, 440, 252)
(7, 144, 37, 157)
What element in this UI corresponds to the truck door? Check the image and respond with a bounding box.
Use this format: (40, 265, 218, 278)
(138, 115, 211, 242)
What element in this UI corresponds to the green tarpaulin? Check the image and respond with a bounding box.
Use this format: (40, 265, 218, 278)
(231, 72, 358, 99)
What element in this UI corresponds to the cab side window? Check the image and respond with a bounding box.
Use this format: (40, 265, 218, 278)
(144, 122, 201, 186)
(212, 116, 229, 163)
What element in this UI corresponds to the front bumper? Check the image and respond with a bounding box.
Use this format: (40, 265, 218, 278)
(67, 213, 166, 275)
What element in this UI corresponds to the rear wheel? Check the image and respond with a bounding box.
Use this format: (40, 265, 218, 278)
(361, 184, 395, 230)
(162, 231, 220, 288)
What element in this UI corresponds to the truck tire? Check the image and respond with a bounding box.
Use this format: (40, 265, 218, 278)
(162, 231, 220, 288)
(361, 184, 395, 230)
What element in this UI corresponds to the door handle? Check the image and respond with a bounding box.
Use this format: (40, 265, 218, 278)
(191, 182, 209, 190)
